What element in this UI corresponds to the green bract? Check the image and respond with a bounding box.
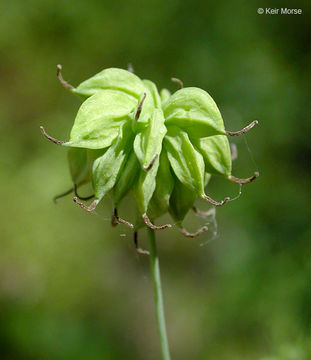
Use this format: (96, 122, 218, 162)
(42, 66, 258, 237)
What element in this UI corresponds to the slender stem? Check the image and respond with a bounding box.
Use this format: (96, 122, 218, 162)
(147, 228, 171, 360)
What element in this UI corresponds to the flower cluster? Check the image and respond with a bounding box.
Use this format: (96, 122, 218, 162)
(41, 66, 258, 239)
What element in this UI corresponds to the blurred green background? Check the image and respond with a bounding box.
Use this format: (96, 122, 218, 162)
(1, 0, 310, 359)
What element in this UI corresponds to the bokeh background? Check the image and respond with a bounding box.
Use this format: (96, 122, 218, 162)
(1, 0, 310, 359)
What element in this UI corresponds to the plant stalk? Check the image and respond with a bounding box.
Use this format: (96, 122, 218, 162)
(147, 228, 171, 360)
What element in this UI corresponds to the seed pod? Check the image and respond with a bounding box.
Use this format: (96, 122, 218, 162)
(164, 125, 205, 195)
(59, 66, 155, 134)
(133, 81, 164, 163)
(169, 176, 197, 223)
(92, 121, 134, 205)
(128, 79, 160, 133)
(113, 150, 140, 207)
(68, 148, 105, 186)
(42, 66, 259, 239)
(194, 135, 232, 177)
(72, 68, 146, 100)
(164, 125, 231, 206)
(67, 90, 137, 149)
(147, 150, 175, 220)
(134, 108, 167, 169)
(133, 155, 160, 215)
(169, 173, 212, 239)
(163, 87, 226, 139)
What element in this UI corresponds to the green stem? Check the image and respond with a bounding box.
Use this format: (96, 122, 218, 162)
(147, 228, 171, 360)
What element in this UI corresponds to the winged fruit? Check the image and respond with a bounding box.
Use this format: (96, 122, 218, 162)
(41, 65, 258, 242)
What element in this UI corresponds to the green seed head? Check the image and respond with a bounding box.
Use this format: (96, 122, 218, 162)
(42, 66, 259, 237)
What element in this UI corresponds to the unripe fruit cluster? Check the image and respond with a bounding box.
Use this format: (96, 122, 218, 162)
(41, 66, 258, 237)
